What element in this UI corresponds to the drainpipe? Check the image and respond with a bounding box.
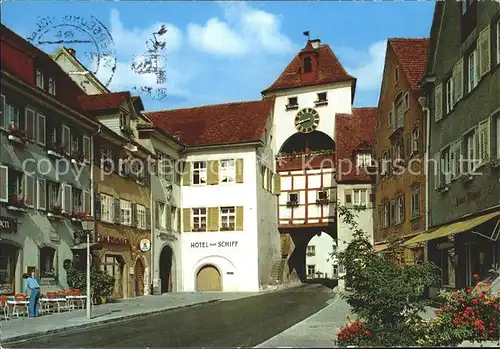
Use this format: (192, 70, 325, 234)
(418, 97, 431, 231)
(90, 126, 102, 226)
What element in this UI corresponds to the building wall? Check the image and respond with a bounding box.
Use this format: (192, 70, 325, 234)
(428, 2, 500, 227)
(0, 80, 93, 294)
(374, 44, 427, 243)
(305, 233, 336, 278)
(181, 147, 262, 292)
(272, 82, 353, 152)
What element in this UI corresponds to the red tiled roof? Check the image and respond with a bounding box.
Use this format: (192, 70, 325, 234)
(335, 107, 378, 183)
(0, 24, 93, 118)
(78, 92, 130, 112)
(262, 44, 355, 94)
(389, 38, 429, 91)
(145, 99, 275, 146)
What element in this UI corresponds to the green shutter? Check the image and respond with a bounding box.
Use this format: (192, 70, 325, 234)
(208, 207, 219, 231)
(166, 204, 172, 230)
(176, 208, 181, 232)
(182, 208, 191, 232)
(207, 160, 219, 185)
(235, 206, 244, 231)
(182, 162, 191, 186)
(235, 159, 244, 183)
(273, 173, 281, 195)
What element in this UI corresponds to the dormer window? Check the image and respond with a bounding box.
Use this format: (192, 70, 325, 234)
(286, 97, 298, 110)
(303, 57, 312, 73)
(315, 92, 328, 106)
(356, 153, 372, 168)
(36, 69, 44, 89)
(48, 77, 56, 95)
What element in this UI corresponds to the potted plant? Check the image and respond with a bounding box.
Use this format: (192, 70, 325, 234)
(71, 151, 85, 164)
(7, 125, 33, 144)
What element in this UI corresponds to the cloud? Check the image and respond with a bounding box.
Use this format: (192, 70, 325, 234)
(187, 2, 294, 56)
(338, 40, 387, 91)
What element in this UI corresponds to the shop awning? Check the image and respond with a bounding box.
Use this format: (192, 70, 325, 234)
(404, 211, 500, 246)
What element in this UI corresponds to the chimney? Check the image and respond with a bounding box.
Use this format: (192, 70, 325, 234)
(310, 39, 321, 49)
(66, 48, 76, 57)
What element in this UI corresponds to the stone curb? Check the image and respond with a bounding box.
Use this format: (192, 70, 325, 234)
(1, 298, 221, 344)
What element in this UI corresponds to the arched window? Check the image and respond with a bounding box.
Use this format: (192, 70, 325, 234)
(303, 57, 312, 73)
(39, 246, 56, 278)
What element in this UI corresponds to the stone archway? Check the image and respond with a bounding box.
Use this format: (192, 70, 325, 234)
(196, 264, 221, 291)
(159, 245, 174, 293)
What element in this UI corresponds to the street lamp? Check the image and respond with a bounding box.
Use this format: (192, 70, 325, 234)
(81, 215, 95, 320)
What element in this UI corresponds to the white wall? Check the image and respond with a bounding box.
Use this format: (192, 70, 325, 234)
(181, 147, 260, 292)
(306, 232, 336, 278)
(272, 82, 353, 152)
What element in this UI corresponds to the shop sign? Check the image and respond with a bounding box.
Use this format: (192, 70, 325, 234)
(190, 241, 238, 248)
(0, 216, 17, 233)
(139, 239, 151, 252)
(437, 242, 454, 250)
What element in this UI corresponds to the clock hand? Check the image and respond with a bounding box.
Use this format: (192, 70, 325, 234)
(299, 118, 312, 124)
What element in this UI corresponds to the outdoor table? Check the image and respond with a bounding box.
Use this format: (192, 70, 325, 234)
(40, 297, 67, 313)
(66, 295, 86, 310)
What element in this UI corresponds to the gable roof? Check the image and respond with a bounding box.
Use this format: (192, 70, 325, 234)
(77, 92, 131, 112)
(145, 98, 275, 147)
(388, 38, 429, 91)
(262, 43, 356, 94)
(335, 107, 378, 183)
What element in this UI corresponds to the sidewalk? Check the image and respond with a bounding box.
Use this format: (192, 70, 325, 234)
(1, 284, 302, 344)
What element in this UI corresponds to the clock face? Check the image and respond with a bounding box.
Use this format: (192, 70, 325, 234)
(295, 108, 320, 133)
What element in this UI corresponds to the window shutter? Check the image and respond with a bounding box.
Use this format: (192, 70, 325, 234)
(25, 108, 35, 140)
(94, 193, 101, 220)
(454, 140, 462, 177)
(208, 207, 219, 232)
(155, 202, 160, 228)
(235, 158, 244, 183)
(404, 91, 410, 111)
(478, 25, 491, 77)
(146, 207, 151, 229)
(23, 174, 34, 207)
(474, 128, 480, 170)
(182, 162, 191, 186)
(36, 114, 46, 146)
(0, 165, 8, 203)
(176, 208, 181, 231)
(0, 95, 4, 129)
(37, 178, 46, 210)
(114, 198, 121, 224)
(479, 119, 491, 163)
(131, 203, 137, 227)
(62, 184, 72, 213)
(235, 206, 244, 231)
(83, 190, 91, 214)
(434, 83, 443, 122)
(434, 153, 441, 189)
(207, 160, 219, 185)
(183, 208, 191, 232)
(83, 136, 91, 163)
(273, 173, 281, 195)
(166, 204, 172, 230)
(62, 125, 71, 154)
(453, 59, 464, 104)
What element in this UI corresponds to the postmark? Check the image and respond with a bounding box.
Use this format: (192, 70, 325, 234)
(130, 24, 168, 100)
(28, 15, 117, 89)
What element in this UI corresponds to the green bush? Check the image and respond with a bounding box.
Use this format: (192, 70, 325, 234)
(67, 267, 115, 303)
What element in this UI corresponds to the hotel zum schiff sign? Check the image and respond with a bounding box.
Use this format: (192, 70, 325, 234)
(0, 216, 17, 233)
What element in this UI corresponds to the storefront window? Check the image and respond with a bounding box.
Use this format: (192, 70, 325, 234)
(0, 243, 18, 294)
(39, 247, 56, 278)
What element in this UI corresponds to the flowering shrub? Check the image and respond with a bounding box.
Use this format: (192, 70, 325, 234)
(337, 318, 372, 346)
(8, 125, 34, 143)
(418, 284, 500, 346)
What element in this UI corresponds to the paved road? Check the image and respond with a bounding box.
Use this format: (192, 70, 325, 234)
(8, 284, 334, 348)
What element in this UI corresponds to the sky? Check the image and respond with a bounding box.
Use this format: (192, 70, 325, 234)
(2, 1, 435, 112)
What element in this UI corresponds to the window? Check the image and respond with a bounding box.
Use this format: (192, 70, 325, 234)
(317, 92, 327, 102)
(100, 194, 114, 223)
(47, 181, 60, 210)
(332, 264, 339, 277)
(287, 97, 298, 107)
(463, 131, 477, 172)
(394, 92, 405, 127)
(307, 265, 316, 276)
(103, 255, 122, 278)
(220, 206, 235, 229)
(303, 57, 312, 73)
(5, 103, 21, 128)
(317, 190, 327, 201)
(48, 77, 56, 95)
(120, 200, 131, 226)
(383, 202, 390, 228)
(446, 78, 454, 113)
(72, 188, 83, 213)
(356, 153, 372, 167)
(39, 247, 56, 278)
(390, 199, 396, 223)
(36, 69, 44, 89)
(345, 192, 352, 204)
(71, 133, 81, 154)
(388, 110, 393, 129)
(7, 169, 23, 199)
(353, 189, 367, 206)
(396, 195, 404, 225)
(156, 201, 166, 228)
(442, 147, 452, 184)
(441, 249, 456, 287)
(394, 66, 399, 84)
(411, 186, 420, 218)
(393, 142, 402, 160)
(381, 152, 389, 175)
(137, 204, 146, 229)
(468, 49, 478, 92)
(411, 127, 420, 153)
(220, 159, 235, 183)
(192, 208, 207, 231)
(156, 151, 173, 181)
(306, 245, 315, 256)
(192, 161, 206, 185)
(288, 192, 299, 203)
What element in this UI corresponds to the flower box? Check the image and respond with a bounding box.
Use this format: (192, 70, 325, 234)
(191, 227, 206, 232)
(7, 195, 28, 212)
(436, 184, 449, 193)
(71, 212, 89, 222)
(220, 225, 235, 231)
(314, 99, 328, 106)
(7, 125, 34, 144)
(285, 104, 299, 111)
(71, 151, 85, 164)
(286, 201, 299, 208)
(459, 173, 474, 183)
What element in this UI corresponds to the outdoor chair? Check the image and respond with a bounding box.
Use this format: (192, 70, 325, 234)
(12, 294, 28, 317)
